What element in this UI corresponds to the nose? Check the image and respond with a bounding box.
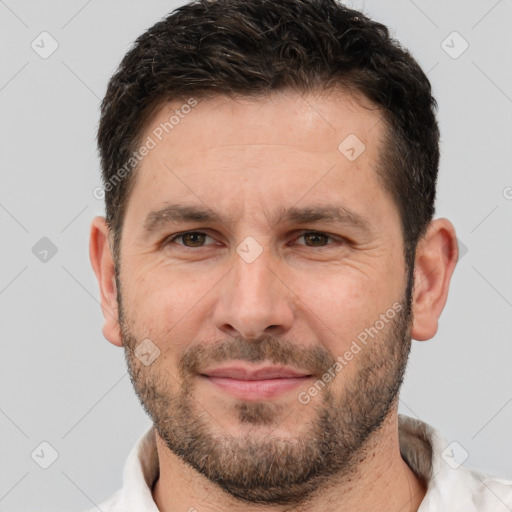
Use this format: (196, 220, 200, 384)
(213, 248, 295, 341)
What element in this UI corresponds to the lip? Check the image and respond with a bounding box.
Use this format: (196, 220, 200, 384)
(200, 364, 312, 401)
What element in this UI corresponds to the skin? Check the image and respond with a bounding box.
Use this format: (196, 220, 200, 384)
(90, 88, 458, 512)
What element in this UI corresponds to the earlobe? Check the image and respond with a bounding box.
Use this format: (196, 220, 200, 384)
(89, 216, 123, 347)
(410, 218, 459, 342)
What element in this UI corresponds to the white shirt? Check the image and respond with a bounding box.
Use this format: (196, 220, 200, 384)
(87, 414, 512, 512)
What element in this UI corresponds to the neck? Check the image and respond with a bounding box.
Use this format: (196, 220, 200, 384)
(152, 411, 426, 512)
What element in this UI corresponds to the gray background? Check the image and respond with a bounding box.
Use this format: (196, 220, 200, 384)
(1, 0, 511, 510)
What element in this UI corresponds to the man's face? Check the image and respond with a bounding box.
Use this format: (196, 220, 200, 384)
(116, 90, 413, 504)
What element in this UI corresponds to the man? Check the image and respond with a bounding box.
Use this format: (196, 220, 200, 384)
(88, 0, 511, 510)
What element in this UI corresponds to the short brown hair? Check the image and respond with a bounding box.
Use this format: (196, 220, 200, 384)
(97, 0, 439, 268)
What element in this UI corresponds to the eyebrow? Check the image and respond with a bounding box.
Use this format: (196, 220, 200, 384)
(142, 203, 373, 235)
(143, 204, 224, 233)
(278, 206, 372, 232)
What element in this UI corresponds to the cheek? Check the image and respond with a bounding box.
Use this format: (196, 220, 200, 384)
(291, 266, 398, 348)
(121, 262, 217, 348)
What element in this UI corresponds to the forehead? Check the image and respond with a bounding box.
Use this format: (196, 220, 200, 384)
(143, 88, 383, 164)
(123, 89, 394, 233)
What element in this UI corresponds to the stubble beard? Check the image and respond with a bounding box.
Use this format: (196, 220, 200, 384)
(118, 273, 413, 505)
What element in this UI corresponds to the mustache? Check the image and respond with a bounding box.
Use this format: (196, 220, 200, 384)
(178, 335, 336, 377)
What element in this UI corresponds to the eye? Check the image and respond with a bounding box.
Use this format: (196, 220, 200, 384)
(167, 231, 215, 248)
(294, 231, 337, 247)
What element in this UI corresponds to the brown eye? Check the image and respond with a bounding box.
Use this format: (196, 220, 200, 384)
(303, 233, 328, 246)
(181, 232, 206, 246)
(301, 232, 331, 247)
(172, 232, 209, 247)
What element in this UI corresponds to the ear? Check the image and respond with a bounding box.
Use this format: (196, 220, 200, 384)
(411, 218, 458, 341)
(89, 216, 123, 347)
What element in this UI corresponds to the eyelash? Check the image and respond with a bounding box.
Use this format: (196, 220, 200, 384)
(165, 230, 343, 250)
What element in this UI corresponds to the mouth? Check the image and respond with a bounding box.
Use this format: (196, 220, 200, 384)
(199, 364, 313, 401)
